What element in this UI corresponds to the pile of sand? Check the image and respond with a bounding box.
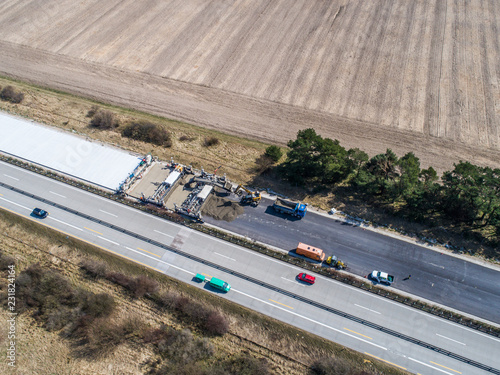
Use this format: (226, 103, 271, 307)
(202, 195, 244, 222)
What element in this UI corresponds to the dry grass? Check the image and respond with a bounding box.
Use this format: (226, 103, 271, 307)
(0, 76, 265, 186)
(0, 208, 407, 375)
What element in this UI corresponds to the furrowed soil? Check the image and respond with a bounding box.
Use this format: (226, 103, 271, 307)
(0, 210, 406, 375)
(0, 0, 499, 174)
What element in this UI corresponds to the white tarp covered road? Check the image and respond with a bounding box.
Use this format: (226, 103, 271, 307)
(0, 112, 141, 190)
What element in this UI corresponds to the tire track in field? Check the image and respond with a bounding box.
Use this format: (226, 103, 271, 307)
(244, 0, 307, 99)
(339, 1, 385, 120)
(423, 0, 447, 138)
(264, 0, 329, 106)
(483, 0, 500, 148)
(358, 1, 394, 125)
(194, 1, 268, 87)
(374, 1, 413, 129)
(300, 2, 347, 111)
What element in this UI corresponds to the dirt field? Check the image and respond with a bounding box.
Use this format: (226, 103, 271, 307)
(0, 0, 499, 172)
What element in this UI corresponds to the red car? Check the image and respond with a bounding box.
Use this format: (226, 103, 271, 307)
(297, 273, 316, 284)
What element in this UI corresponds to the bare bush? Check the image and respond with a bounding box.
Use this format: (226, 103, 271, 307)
(129, 275, 159, 298)
(203, 137, 220, 147)
(121, 121, 172, 147)
(80, 259, 108, 279)
(222, 352, 270, 375)
(155, 328, 214, 363)
(0, 251, 15, 271)
(66, 314, 94, 338)
(310, 357, 352, 375)
(149, 362, 208, 375)
(45, 307, 79, 331)
(0, 85, 24, 103)
(157, 291, 181, 310)
(174, 295, 190, 312)
(86, 317, 129, 356)
(86, 105, 99, 117)
(179, 135, 195, 142)
(181, 301, 211, 323)
(143, 326, 170, 344)
(106, 272, 158, 298)
(203, 311, 229, 335)
(81, 292, 115, 318)
(106, 271, 133, 289)
(89, 109, 118, 129)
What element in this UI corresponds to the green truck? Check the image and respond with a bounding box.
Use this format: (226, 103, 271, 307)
(209, 277, 231, 292)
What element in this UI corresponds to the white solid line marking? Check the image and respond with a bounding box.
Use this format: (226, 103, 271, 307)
(49, 191, 66, 198)
(408, 357, 454, 375)
(49, 217, 83, 231)
(436, 333, 466, 345)
(154, 229, 174, 237)
(3, 174, 19, 181)
(99, 209, 117, 217)
(97, 236, 119, 246)
(355, 304, 381, 314)
(0, 196, 30, 210)
(214, 252, 236, 261)
(430, 263, 445, 269)
(233, 289, 387, 350)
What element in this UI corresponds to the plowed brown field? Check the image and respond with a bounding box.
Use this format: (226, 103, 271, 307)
(0, 0, 499, 172)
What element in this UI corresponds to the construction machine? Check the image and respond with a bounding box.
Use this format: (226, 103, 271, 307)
(326, 255, 346, 270)
(234, 184, 261, 206)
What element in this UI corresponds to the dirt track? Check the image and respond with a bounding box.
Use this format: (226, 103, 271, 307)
(0, 0, 499, 172)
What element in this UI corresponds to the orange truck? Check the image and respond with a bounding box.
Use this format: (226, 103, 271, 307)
(296, 242, 325, 262)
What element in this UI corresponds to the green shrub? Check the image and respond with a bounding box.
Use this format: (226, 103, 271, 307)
(264, 145, 282, 162)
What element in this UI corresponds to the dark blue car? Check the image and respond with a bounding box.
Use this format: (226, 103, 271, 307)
(32, 208, 48, 218)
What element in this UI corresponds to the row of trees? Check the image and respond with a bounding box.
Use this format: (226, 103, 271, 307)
(277, 129, 500, 244)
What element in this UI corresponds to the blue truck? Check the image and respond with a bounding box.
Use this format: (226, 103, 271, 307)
(272, 197, 307, 218)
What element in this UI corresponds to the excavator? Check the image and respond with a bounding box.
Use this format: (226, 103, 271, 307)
(325, 255, 346, 269)
(234, 184, 261, 207)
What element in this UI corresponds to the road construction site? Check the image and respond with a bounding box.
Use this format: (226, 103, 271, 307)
(127, 158, 258, 223)
(1, 115, 499, 325)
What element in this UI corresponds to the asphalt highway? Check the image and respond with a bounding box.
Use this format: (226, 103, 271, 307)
(204, 197, 500, 324)
(1, 161, 500, 374)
